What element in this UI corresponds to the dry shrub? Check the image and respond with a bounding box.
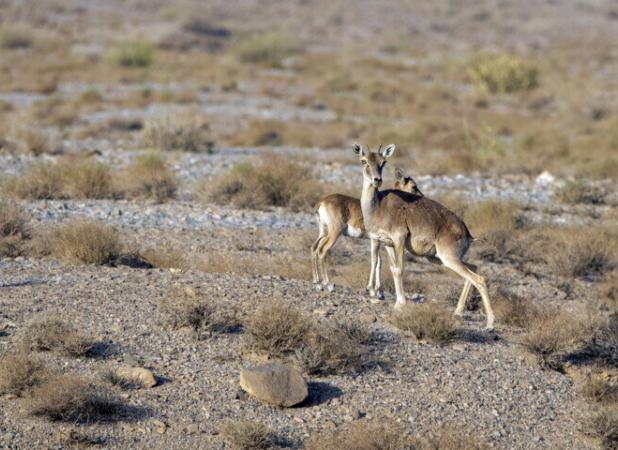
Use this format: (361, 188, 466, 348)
(0, 27, 33, 49)
(25, 374, 122, 423)
(220, 420, 273, 450)
(584, 405, 618, 450)
(555, 180, 606, 205)
(142, 116, 213, 153)
(234, 32, 300, 67)
(492, 289, 538, 328)
(243, 299, 311, 356)
(297, 321, 370, 376)
(590, 313, 618, 367)
(520, 308, 591, 370)
(305, 419, 410, 450)
(388, 302, 457, 345)
(50, 220, 121, 265)
(467, 53, 538, 94)
(59, 158, 114, 199)
(160, 289, 240, 337)
(600, 272, 618, 312)
(0, 201, 29, 257)
(12, 126, 59, 155)
(199, 155, 323, 211)
(545, 228, 614, 278)
(140, 246, 187, 269)
(0, 349, 49, 396)
(24, 318, 94, 357)
(4, 162, 65, 199)
(306, 420, 486, 450)
(465, 199, 523, 261)
(3, 158, 114, 200)
(120, 152, 177, 202)
(581, 373, 618, 404)
(55, 429, 105, 448)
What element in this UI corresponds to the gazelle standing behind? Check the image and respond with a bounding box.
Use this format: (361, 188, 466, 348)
(311, 170, 422, 298)
(353, 143, 495, 330)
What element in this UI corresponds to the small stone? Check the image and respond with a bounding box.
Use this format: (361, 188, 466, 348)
(114, 367, 157, 388)
(239, 362, 308, 407)
(152, 420, 166, 434)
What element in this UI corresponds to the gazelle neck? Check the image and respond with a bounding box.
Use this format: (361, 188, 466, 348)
(360, 178, 380, 226)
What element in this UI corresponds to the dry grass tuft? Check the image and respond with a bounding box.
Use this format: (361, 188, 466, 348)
(199, 155, 323, 211)
(120, 153, 178, 202)
(59, 158, 114, 199)
(3, 162, 65, 200)
(581, 373, 618, 404)
(305, 419, 410, 450)
(142, 116, 213, 152)
(24, 318, 95, 357)
(0, 27, 33, 49)
(49, 220, 121, 265)
(243, 299, 311, 356)
(555, 180, 606, 205)
(3, 158, 114, 200)
(0, 201, 29, 257)
(520, 308, 591, 371)
(0, 349, 49, 396)
(106, 41, 154, 68)
(600, 272, 618, 312)
(234, 32, 300, 67)
(139, 246, 187, 269)
(584, 405, 618, 450)
(545, 229, 614, 278)
(465, 199, 523, 261)
(297, 321, 370, 376)
(25, 374, 122, 423)
(389, 302, 457, 344)
(220, 419, 274, 450)
(160, 289, 241, 338)
(492, 289, 538, 328)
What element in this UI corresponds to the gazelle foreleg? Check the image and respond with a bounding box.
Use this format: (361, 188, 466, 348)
(366, 239, 384, 299)
(385, 240, 406, 308)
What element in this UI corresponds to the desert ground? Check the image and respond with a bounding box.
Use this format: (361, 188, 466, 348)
(0, 0, 617, 449)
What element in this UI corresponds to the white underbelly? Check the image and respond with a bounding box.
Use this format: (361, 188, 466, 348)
(345, 225, 364, 238)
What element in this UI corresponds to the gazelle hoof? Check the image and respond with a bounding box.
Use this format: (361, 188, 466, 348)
(454, 309, 466, 317)
(314, 283, 323, 292)
(394, 300, 406, 310)
(326, 284, 336, 293)
(376, 289, 385, 300)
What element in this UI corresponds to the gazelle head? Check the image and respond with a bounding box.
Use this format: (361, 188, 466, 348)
(394, 167, 423, 195)
(353, 143, 396, 188)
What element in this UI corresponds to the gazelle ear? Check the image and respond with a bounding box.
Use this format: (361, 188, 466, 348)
(381, 144, 396, 159)
(394, 167, 404, 180)
(352, 144, 364, 156)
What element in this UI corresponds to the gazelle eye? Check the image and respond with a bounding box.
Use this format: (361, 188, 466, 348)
(361, 160, 367, 165)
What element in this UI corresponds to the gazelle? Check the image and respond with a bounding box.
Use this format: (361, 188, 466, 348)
(311, 170, 421, 298)
(353, 143, 495, 330)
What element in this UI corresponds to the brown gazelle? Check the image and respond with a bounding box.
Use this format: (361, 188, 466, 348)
(353, 143, 495, 329)
(311, 170, 422, 298)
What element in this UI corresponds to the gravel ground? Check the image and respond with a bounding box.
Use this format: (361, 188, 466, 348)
(0, 260, 598, 449)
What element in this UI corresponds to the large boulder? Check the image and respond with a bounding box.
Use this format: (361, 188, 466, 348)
(239, 363, 307, 407)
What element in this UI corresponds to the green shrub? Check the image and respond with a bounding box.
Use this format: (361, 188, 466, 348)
(468, 53, 538, 94)
(107, 41, 154, 68)
(234, 32, 300, 67)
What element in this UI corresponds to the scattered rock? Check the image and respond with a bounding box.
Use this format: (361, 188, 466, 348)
(239, 363, 308, 407)
(114, 367, 157, 388)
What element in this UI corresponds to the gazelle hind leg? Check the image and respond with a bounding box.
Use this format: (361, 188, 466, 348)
(311, 236, 322, 286)
(440, 255, 495, 329)
(317, 231, 340, 292)
(454, 280, 472, 316)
